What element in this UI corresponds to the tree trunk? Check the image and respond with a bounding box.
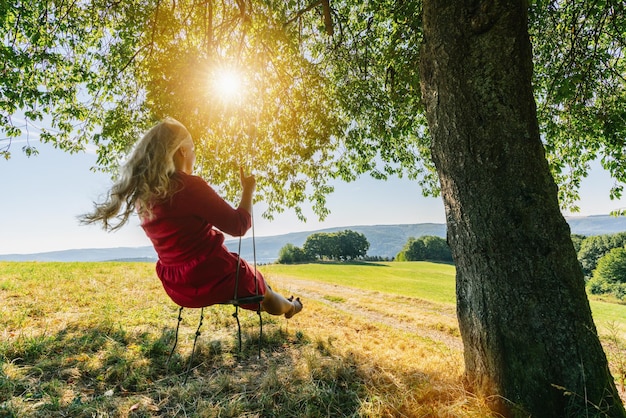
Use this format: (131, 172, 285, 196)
(419, 1, 625, 416)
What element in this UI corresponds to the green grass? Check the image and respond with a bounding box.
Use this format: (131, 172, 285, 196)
(589, 299, 626, 339)
(262, 261, 457, 305)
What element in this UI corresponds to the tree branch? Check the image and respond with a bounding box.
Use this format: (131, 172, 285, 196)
(283, 0, 334, 36)
(284, 0, 322, 28)
(321, 0, 333, 35)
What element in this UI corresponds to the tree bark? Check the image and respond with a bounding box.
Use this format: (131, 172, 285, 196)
(419, 1, 625, 416)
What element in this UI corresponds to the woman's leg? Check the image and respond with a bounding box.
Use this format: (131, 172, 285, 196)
(261, 286, 303, 318)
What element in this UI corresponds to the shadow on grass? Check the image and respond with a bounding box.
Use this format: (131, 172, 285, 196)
(0, 317, 366, 417)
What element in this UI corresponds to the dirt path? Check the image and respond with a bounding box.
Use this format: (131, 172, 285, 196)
(269, 275, 464, 352)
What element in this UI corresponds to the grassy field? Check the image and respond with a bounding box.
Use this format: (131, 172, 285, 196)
(262, 262, 457, 305)
(0, 261, 624, 417)
(262, 261, 626, 340)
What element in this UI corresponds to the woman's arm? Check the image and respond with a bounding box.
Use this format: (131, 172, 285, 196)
(238, 167, 255, 216)
(185, 173, 252, 237)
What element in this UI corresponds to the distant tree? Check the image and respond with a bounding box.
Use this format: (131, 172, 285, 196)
(336, 230, 369, 260)
(303, 233, 329, 260)
(595, 248, 626, 285)
(578, 232, 626, 278)
(277, 243, 309, 264)
(422, 236, 453, 262)
(587, 247, 626, 301)
(397, 236, 452, 263)
(579, 235, 612, 278)
(396, 237, 425, 261)
(303, 230, 369, 261)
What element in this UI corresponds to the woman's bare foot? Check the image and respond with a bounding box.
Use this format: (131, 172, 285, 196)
(285, 296, 303, 319)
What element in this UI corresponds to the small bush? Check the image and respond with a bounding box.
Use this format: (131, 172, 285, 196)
(277, 243, 310, 264)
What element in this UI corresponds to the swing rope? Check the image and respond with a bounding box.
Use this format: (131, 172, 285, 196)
(231, 206, 263, 359)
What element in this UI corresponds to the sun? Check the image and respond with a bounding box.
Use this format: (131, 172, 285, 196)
(212, 68, 243, 102)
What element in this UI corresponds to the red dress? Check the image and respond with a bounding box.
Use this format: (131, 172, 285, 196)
(140, 171, 266, 310)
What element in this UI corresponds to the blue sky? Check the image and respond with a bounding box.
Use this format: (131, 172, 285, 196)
(1, 137, 624, 254)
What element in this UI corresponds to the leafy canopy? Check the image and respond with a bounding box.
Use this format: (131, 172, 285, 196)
(2, 0, 625, 217)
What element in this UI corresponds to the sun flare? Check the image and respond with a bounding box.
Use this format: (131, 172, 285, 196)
(212, 68, 243, 101)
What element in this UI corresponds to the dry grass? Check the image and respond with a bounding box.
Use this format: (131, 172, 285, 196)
(4, 260, 610, 417)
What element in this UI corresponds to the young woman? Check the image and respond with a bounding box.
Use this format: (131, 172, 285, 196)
(82, 117, 302, 318)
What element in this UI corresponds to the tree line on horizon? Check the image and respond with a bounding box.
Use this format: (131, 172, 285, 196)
(277, 230, 452, 264)
(277, 230, 369, 263)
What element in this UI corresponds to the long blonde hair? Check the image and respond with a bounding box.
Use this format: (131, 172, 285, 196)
(82, 117, 190, 231)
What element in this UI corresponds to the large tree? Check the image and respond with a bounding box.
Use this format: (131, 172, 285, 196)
(419, 1, 624, 415)
(2, 0, 626, 416)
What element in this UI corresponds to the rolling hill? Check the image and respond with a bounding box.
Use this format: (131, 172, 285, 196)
(1, 215, 625, 262)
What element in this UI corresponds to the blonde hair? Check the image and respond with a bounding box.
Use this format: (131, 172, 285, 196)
(82, 117, 191, 231)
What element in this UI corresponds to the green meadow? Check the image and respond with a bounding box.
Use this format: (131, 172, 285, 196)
(262, 261, 457, 304)
(0, 261, 624, 417)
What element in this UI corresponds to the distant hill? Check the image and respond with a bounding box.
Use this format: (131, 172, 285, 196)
(1, 215, 625, 263)
(0, 247, 159, 263)
(564, 215, 626, 236)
